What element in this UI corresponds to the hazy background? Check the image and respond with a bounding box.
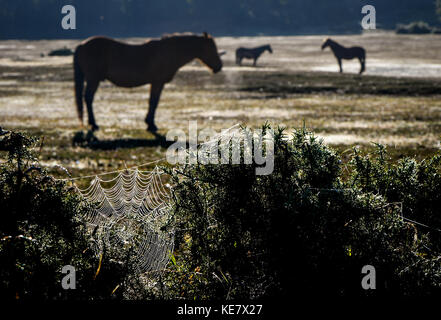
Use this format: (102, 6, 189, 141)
(1, 0, 441, 175)
(0, 0, 439, 39)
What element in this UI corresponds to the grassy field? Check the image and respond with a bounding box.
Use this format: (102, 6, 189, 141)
(0, 32, 440, 181)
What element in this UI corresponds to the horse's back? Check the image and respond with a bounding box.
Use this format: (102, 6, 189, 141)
(236, 47, 256, 58)
(351, 46, 365, 52)
(351, 46, 366, 57)
(75, 36, 159, 85)
(79, 35, 115, 46)
(76, 36, 148, 58)
(338, 45, 365, 60)
(76, 36, 122, 56)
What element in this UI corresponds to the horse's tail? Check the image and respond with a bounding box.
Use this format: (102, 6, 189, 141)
(73, 47, 84, 125)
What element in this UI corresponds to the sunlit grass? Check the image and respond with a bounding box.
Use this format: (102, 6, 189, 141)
(1, 34, 441, 180)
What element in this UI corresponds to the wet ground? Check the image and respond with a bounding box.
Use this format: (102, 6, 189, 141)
(0, 32, 440, 178)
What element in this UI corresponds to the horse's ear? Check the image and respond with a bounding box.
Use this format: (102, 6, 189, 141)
(203, 32, 209, 39)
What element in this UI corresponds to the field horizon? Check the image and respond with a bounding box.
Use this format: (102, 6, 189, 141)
(1, 32, 440, 180)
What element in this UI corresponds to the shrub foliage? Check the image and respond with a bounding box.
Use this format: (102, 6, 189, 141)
(0, 131, 146, 300)
(1, 128, 440, 300)
(163, 126, 441, 298)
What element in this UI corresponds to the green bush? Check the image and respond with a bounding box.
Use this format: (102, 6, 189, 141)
(349, 145, 441, 252)
(1, 128, 440, 300)
(162, 126, 441, 299)
(0, 131, 147, 300)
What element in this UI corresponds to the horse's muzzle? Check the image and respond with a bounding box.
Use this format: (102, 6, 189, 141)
(212, 62, 223, 73)
(213, 64, 222, 74)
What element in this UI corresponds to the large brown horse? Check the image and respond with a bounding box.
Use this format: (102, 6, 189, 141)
(321, 38, 366, 74)
(74, 32, 223, 132)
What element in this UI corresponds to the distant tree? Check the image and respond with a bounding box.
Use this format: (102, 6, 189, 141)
(0, 0, 439, 39)
(437, 0, 441, 20)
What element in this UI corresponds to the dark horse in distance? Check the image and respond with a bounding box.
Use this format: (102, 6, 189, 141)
(235, 45, 273, 67)
(74, 32, 223, 132)
(321, 38, 366, 74)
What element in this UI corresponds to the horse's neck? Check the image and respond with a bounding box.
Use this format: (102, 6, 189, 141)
(329, 41, 344, 51)
(164, 38, 203, 69)
(257, 46, 268, 53)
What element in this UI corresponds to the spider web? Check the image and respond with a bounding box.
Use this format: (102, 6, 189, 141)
(75, 166, 174, 274)
(66, 123, 242, 274)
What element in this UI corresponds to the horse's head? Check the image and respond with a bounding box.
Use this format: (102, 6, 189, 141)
(266, 45, 273, 54)
(198, 32, 223, 73)
(321, 38, 331, 50)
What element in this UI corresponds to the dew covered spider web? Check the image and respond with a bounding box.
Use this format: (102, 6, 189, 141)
(74, 166, 174, 274)
(64, 124, 243, 274)
(61, 123, 441, 276)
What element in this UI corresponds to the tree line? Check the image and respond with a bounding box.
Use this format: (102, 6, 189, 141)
(0, 0, 439, 39)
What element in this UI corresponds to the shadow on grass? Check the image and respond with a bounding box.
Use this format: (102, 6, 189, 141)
(237, 71, 441, 96)
(72, 131, 174, 150)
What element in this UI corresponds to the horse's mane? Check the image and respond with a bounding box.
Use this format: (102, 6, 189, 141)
(324, 38, 342, 47)
(161, 32, 202, 40)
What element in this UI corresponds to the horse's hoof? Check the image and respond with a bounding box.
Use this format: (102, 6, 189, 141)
(147, 124, 158, 133)
(90, 124, 99, 132)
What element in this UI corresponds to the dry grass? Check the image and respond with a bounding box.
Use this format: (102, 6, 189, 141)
(0, 32, 440, 179)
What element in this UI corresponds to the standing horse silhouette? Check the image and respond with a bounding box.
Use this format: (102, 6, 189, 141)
(74, 32, 222, 133)
(235, 45, 273, 67)
(321, 38, 366, 74)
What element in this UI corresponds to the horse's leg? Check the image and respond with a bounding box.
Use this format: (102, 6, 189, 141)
(145, 82, 164, 133)
(359, 57, 365, 74)
(337, 58, 343, 73)
(84, 79, 100, 131)
(253, 57, 257, 67)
